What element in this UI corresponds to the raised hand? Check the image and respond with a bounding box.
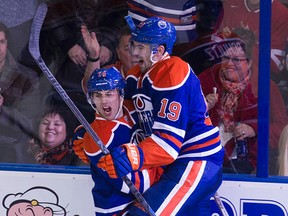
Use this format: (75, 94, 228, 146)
(81, 25, 100, 59)
(81, 25, 101, 94)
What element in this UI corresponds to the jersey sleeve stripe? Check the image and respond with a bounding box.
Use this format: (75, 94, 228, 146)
(177, 144, 223, 158)
(183, 127, 219, 145)
(153, 121, 186, 138)
(129, 0, 196, 16)
(95, 202, 133, 214)
(151, 134, 179, 159)
(157, 132, 182, 149)
(183, 136, 221, 152)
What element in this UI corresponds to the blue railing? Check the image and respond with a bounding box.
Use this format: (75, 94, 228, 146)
(257, 0, 272, 178)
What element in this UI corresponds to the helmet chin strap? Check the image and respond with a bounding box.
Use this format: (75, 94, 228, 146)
(150, 44, 159, 64)
(87, 93, 98, 112)
(114, 97, 124, 119)
(150, 51, 168, 64)
(150, 52, 158, 64)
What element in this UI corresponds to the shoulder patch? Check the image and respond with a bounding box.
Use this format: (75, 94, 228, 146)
(149, 57, 190, 89)
(83, 120, 116, 153)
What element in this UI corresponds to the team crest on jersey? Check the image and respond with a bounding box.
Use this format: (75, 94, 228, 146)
(158, 20, 167, 29)
(132, 94, 154, 136)
(131, 129, 146, 144)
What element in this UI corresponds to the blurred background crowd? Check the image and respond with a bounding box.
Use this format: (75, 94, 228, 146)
(0, 0, 288, 176)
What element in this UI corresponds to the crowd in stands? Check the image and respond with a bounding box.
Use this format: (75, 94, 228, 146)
(0, 0, 288, 177)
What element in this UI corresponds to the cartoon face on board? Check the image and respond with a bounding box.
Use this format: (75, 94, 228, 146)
(3, 186, 66, 216)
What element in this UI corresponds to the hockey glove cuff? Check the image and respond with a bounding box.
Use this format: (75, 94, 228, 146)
(97, 143, 143, 178)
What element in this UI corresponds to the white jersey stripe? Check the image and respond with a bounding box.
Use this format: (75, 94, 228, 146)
(153, 121, 186, 138)
(151, 134, 179, 159)
(128, 12, 196, 31)
(131, 0, 196, 15)
(178, 144, 223, 158)
(183, 127, 219, 146)
(95, 201, 133, 214)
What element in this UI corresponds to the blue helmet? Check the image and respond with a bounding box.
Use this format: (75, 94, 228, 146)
(125, 16, 176, 54)
(87, 67, 126, 98)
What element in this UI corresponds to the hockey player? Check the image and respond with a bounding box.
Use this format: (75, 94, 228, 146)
(97, 16, 224, 215)
(72, 67, 162, 215)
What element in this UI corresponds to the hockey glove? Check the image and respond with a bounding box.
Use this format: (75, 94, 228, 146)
(71, 125, 89, 164)
(97, 143, 143, 178)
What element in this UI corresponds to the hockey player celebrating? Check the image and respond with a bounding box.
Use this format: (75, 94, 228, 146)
(72, 66, 162, 215)
(97, 16, 224, 215)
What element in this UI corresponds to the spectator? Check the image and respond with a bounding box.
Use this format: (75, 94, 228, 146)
(18, 0, 131, 104)
(0, 0, 38, 60)
(0, 22, 42, 163)
(39, 0, 128, 123)
(199, 37, 258, 174)
(184, 26, 288, 175)
(278, 124, 288, 176)
(81, 24, 138, 90)
(196, 0, 223, 35)
(97, 16, 224, 215)
(29, 106, 83, 166)
(218, 0, 288, 97)
(108, 26, 138, 78)
(127, 0, 198, 44)
(72, 67, 162, 215)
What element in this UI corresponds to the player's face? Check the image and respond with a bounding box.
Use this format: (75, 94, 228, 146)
(220, 47, 250, 83)
(129, 40, 153, 74)
(0, 31, 7, 66)
(92, 89, 123, 120)
(39, 113, 67, 149)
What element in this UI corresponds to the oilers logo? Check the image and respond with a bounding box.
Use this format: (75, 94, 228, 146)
(131, 129, 146, 144)
(132, 94, 154, 136)
(158, 20, 167, 29)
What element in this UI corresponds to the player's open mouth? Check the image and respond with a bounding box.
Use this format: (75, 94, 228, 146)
(103, 106, 111, 115)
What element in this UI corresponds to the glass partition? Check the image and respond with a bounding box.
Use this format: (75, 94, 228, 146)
(0, 0, 287, 177)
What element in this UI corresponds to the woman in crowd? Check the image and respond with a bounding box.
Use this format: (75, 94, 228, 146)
(199, 37, 258, 174)
(29, 106, 83, 166)
(278, 124, 288, 176)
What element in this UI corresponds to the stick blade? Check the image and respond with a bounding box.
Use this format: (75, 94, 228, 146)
(29, 3, 48, 60)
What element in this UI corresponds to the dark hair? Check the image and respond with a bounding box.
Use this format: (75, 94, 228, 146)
(116, 25, 131, 48)
(0, 22, 9, 40)
(38, 106, 77, 142)
(231, 27, 256, 60)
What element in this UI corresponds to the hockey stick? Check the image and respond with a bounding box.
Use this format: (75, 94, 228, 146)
(214, 192, 229, 216)
(28, 3, 155, 216)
